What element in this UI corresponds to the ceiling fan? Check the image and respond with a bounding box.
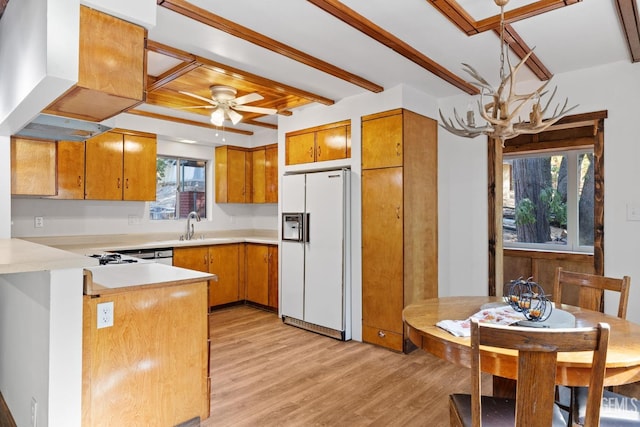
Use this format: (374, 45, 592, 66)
(179, 85, 278, 126)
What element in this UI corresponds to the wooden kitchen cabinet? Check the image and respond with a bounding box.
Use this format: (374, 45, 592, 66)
(215, 145, 251, 203)
(245, 244, 278, 310)
(51, 140, 85, 199)
(85, 130, 156, 201)
(10, 137, 57, 196)
(361, 108, 438, 352)
(82, 281, 209, 426)
(173, 244, 242, 308)
(265, 144, 278, 203)
(250, 143, 278, 203)
(285, 120, 351, 165)
(44, 6, 146, 122)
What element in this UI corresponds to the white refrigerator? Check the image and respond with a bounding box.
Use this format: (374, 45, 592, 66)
(280, 169, 351, 340)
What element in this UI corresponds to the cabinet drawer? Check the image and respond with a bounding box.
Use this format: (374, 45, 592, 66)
(362, 325, 403, 352)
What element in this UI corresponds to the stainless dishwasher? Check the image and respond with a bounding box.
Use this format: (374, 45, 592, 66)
(117, 248, 174, 265)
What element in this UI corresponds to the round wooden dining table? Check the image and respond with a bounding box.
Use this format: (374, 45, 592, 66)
(403, 296, 640, 388)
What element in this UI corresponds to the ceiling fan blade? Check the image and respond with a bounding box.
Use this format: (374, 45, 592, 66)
(232, 92, 263, 105)
(178, 105, 216, 110)
(179, 91, 217, 106)
(233, 105, 278, 115)
(227, 108, 243, 125)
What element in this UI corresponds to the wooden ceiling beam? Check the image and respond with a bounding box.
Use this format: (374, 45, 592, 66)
(126, 109, 254, 135)
(614, 0, 640, 62)
(157, 0, 384, 93)
(307, 0, 479, 95)
(147, 61, 200, 92)
(499, 24, 552, 81)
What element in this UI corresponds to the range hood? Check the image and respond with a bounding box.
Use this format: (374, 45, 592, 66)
(14, 113, 112, 142)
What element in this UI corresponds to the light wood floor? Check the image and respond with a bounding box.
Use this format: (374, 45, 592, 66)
(202, 305, 486, 427)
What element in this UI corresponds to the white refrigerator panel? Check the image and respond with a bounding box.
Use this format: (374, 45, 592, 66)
(304, 170, 345, 331)
(280, 174, 306, 319)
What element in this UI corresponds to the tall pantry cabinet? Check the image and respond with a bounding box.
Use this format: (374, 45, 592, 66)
(361, 108, 438, 352)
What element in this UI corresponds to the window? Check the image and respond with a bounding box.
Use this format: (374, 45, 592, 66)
(503, 148, 594, 252)
(150, 156, 206, 220)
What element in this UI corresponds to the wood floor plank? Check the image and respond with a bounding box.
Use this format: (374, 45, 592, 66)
(204, 305, 484, 427)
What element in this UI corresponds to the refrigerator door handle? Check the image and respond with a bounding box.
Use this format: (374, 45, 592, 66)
(303, 213, 310, 243)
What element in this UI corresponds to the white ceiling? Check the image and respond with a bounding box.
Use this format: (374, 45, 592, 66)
(144, 0, 632, 131)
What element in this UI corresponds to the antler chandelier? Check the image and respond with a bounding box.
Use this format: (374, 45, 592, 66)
(439, 0, 577, 145)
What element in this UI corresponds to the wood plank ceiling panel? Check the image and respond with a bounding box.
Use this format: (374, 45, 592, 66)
(157, 0, 384, 93)
(615, 0, 640, 62)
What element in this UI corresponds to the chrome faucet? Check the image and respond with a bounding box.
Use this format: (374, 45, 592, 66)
(186, 211, 201, 240)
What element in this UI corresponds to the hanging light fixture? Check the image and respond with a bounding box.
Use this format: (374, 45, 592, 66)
(439, 0, 577, 145)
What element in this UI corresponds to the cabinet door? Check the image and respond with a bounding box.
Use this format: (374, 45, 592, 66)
(10, 137, 57, 196)
(209, 244, 240, 306)
(265, 144, 278, 203)
(268, 245, 279, 309)
(362, 167, 404, 350)
(173, 246, 209, 273)
(286, 133, 315, 165)
(362, 113, 403, 169)
(251, 148, 266, 203)
(316, 125, 348, 162)
(53, 141, 85, 199)
(123, 134, 157, 201)
(85, 132, 123, 200)
(246, 244, 269, 306)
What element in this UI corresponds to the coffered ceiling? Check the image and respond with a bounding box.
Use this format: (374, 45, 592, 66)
(126, 0, 639, 136)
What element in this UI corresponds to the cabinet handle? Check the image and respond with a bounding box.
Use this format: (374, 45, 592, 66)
(317, 145, 321, 158)
(125, 178, 129, 189)
(263, 254, 268, 263)
(117, 178, 121, 189)
(396, 142, 401, 157)
(378, 330, 386, 338)
(396, 206, 401, 219)
(308, 146, 313, 158)
(77, 176, 82, 188)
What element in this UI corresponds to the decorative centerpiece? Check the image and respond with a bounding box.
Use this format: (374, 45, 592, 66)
(504, 277, 552, 322)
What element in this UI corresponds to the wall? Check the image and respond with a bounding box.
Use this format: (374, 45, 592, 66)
(0, 268, 84, 427)
(278, 84, 439, 342)
(437, 59, 640, 323)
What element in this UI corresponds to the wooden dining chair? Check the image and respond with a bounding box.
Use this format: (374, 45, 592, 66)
(449, 318, 610, 427)
(552, 267, 630, 319)
(552, 267, 632, 423)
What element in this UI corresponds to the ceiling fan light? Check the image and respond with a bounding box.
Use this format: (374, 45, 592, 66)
(227, 108, 243, 125)
(210, 108, 225, 126)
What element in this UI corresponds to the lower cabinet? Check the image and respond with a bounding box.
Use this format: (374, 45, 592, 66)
(174, 243, 277, 310)
(82, 281, 209, 425)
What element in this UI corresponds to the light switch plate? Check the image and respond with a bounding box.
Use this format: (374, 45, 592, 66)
(627, 203, 640, 221)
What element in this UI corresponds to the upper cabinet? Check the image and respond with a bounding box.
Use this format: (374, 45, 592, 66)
(10, 137, 57, 196)
(51, 141, 85, 199)
(43, 6, 146, 122)
(85, 130, 157, 201)
(285, 120, 351, 165)
(216, 144, 278, 204)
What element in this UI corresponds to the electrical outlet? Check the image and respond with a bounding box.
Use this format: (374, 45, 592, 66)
(128, 215, 141, 225)
(97, 301, 114, 329)
(31, 397, 37, 427)
(34, 217, 44, 228)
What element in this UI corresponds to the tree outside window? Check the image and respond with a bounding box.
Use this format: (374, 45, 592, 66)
(503, 149, 594, 252)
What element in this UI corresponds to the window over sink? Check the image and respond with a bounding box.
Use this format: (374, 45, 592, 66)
(150, 156, 207, 220)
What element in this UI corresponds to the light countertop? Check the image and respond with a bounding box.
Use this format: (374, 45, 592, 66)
(84, 263, 216, 295)
(0, 238, 98, 275)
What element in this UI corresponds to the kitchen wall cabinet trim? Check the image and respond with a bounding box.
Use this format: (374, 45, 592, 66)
(361, 108, 438, 352)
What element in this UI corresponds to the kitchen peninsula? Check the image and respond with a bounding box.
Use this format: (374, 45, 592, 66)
(0, 238, 214, 426)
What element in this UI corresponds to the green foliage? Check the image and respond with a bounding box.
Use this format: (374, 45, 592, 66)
(515, 198, 536, 226)
(156, 158, 168, 180)
(540, 187, 567, 227)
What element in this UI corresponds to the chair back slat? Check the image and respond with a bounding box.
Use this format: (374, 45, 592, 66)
(470, 318, 610, 427)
